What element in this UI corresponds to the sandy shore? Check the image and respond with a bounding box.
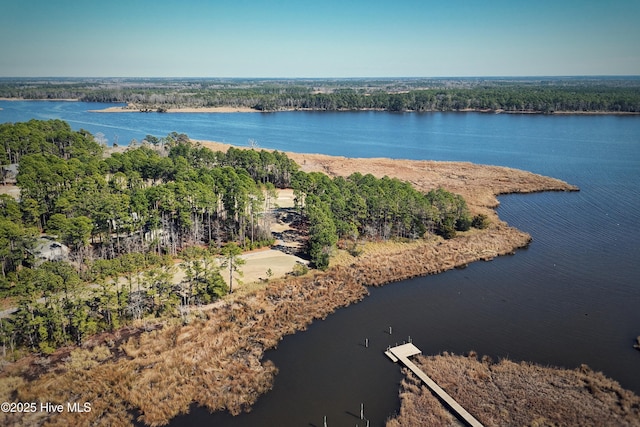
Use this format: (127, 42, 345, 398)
(551, 110, 640, 115)
(0, 97, 78, 102)
(86, 103, 640, 115)
(90, 104, 259, 113)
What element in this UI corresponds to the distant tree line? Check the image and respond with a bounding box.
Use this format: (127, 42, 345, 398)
(252, 86, 640, 113)
(1, 78, 639, 113)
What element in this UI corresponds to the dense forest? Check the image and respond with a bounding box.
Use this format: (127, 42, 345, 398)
(292, 171, 478, 269)
(0, 119, 484, 355)
(1, 77, 640, 113)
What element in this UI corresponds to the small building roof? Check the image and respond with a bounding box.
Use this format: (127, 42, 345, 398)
(30, 237, 70, 264)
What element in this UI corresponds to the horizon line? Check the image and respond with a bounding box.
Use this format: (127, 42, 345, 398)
(1, 75, 640, 80)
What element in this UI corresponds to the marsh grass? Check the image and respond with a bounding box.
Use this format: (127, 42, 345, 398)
(65, 345, 112, 371)
(386, 368, 457, 427)
(0, 218, 572, 426)
(334, 223, 531, 288)
(3, 263, 370, 426)
(387, 353, 640, 427)
(0, 375, 24, 402)
(0, 145, 584, 426)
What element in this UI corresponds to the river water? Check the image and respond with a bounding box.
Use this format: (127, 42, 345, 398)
(1, 102, 639, 426)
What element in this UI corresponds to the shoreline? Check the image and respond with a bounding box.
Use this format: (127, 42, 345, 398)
(94, 105, 640, 115)
(1, 97, 637, 115)
(1, 147, 591, 426)
(0, 97, 79, 102)
(88, 104, 259, 113)
(3, 224, 536, 426)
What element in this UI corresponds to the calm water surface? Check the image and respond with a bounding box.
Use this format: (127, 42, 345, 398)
(2, 102, 639, 426)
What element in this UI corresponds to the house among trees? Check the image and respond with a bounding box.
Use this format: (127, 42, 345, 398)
(1, 163, 18, 185)
(30, 237, 70, 265)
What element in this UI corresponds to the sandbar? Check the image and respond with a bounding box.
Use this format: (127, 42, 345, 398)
(89, 104, 258, 113)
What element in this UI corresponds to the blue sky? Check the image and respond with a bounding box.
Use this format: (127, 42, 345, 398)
(1, 0, 638, 77)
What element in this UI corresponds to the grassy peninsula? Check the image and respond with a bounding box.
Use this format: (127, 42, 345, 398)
(3, 120, 637, 426)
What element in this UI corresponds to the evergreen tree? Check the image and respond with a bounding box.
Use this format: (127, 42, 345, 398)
(219, 242, 245, 294)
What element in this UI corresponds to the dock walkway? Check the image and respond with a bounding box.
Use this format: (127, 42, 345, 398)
(386, 343, 484, 427)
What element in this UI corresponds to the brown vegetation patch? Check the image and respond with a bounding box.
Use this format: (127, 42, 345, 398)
(1, 222, 532, 426)
(90, 105, 259, 113)
(2, 267, 369, 426)
(386, 369, 458, 427)
(284, 153, 578, 216)
(333, 223, 531, 285)
(1, 146, 585, 426)
(198, 140, 578, 220)
(387, 353, 640, 427)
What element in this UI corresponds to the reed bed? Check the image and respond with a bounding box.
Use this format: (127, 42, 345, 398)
(344, 222, 531, 287)
(387, 353, 640, 427)
(2, 261, 370, 426)
(0, 153, 583, 426)
(386, 369, 457, 427)
(1, 222, 539, 426)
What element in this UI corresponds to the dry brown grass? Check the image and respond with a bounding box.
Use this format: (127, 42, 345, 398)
(282, 152, 578, 212)
(0, 147, 585, 426)
(332, 223, 532, 287)
(1, 267, 369, 426)
(0, 376, 24, 402)
(387, 353, 640, 427)
(197, 140, 578, 208)
(0, 222, 531, 427)
(386, 369, 458, 427)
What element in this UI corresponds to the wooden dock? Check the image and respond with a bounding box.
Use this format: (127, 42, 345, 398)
(386, 343, 484, 427)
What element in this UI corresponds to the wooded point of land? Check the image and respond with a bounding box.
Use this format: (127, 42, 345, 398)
(2, 77, 639, 113)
